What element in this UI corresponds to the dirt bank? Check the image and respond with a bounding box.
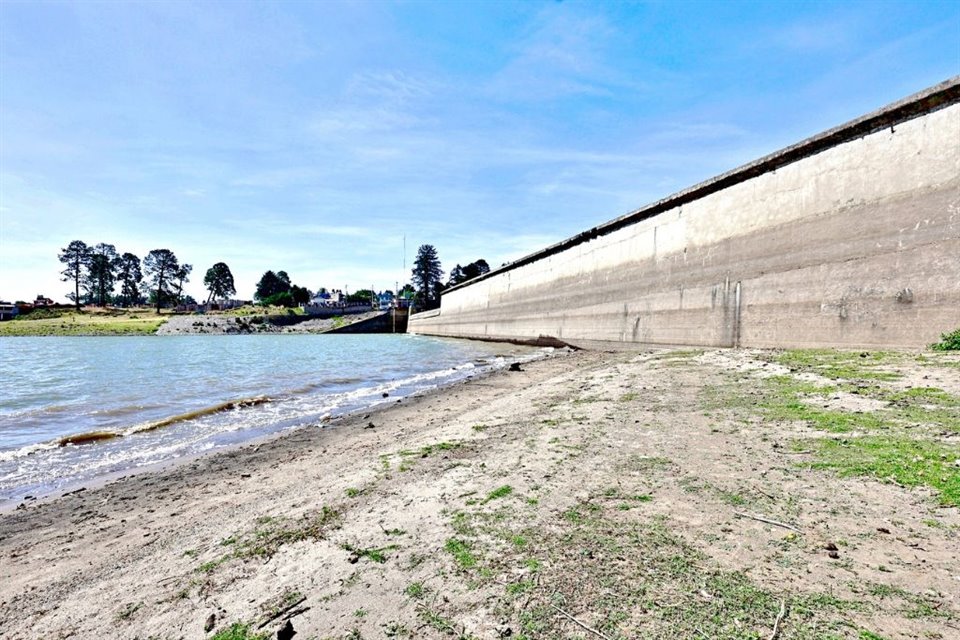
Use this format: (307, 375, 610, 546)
(156, 311, 384, 335)
(1, 347, 957, 639)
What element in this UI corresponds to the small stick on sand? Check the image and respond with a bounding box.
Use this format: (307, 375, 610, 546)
(256, 596, 307, 629)
(769, 599, 787, 640)
(550, 603, 613, 640)
(734, 512, 802, 533)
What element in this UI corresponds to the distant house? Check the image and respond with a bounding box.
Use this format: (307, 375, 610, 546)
(0, 301, 18, 321)
(33, 294, 55, 307)
(206, 299, 251, 311)
(307, 290, 345, 308)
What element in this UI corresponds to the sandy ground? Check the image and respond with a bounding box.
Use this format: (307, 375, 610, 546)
(1, 347, 958, 640)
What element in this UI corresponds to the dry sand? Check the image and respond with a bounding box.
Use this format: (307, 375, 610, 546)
(1, 347, 958, 640)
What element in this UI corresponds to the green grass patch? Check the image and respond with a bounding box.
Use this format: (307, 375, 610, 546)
(807, 436, 960, 506)
(399, 441, 463, 458)
(445, 538, 478, 569)
(211, 623, 269, 640)
(654, 349, 704, 361)
(775, 349, 903, 381)
(404, 581, 426, 599)
(0, 309, 167, 336)
(483, 485, 513, 503)
(481, 503, 866, 638)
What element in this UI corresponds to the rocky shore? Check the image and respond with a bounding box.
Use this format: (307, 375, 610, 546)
(1, 347, 958, 639)
(156, 311, 385, 335)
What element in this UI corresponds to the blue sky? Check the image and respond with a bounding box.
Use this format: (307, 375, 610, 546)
(1, 0, 957, 303)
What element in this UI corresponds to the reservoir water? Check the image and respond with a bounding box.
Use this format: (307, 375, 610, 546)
(0, 334, 545, 505)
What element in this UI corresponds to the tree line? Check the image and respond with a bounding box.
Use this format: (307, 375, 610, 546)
(57, 240, 236, 313)
(55, 240, 491, 313)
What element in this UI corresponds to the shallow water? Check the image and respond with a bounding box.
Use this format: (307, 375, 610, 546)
(0, 334, 544, 503)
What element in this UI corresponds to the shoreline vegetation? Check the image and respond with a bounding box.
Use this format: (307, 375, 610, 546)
(0, 306, 381, 337)
(1, 347, 958, 639)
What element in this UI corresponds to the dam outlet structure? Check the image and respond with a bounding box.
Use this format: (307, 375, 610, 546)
(409, 78, 960, 350)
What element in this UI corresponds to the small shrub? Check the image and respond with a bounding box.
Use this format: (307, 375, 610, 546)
(930, 327, 960, 351)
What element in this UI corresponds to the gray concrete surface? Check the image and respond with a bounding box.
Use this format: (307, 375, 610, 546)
(409, 78, 960, 349)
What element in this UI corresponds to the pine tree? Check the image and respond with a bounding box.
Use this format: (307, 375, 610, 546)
(117, 253, 143, 306)
(59, 240, 92, 309)
(85, 243, 120, 306)
(411, 244, 443, 309)
(143, 249, 180, 313)
(203, 262, 236, 303)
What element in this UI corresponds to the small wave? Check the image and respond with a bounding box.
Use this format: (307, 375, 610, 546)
(0, 441, 59, 463)
(123, 397, 271, 436)
(36, 396, 274, 450)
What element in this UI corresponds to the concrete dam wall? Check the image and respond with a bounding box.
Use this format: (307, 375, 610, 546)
(409, 79, 960, 350)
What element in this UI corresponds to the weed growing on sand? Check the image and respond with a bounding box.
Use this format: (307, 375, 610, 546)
(115, 601, 143, 621)
(417, 605, 477, 639)
(345, 487, 361, 497)
(773, 349, 904, 381)
(601, 486, 653, 505)
(483, 485, 513, 503)
(382, 621, 413, 637)
(445, 538, 477, 569)
(381, 526, 406, 536)
(805, 436, 960, 506)
(343, 542, 398, 564)
(441, 496, 872, 639)
(404, 582, 426, 599)
(655, 349, 704, 360)
(198, 506, 341, 572)
(706, 375, 884, 433)
(616, 454, 671, 473)
(705, 351, 960, 505)
(260, 589, 304, 620)
(383, 440, 473, 473)
(210, 623, 269, 640)
(859, 581, 955, 620)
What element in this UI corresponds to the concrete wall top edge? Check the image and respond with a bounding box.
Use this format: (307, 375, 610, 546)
(443, 76, 960, 297)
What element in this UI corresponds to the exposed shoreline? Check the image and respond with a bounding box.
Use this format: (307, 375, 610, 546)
(0, 309, 386, 337)
(1, 347, 958, 639)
